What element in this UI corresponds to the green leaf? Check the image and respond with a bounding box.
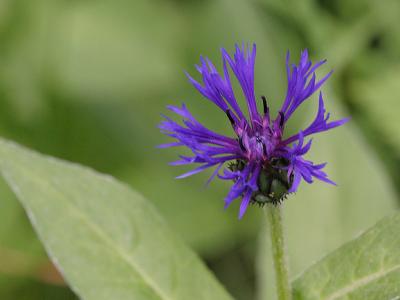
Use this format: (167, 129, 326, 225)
(257, 95, 398, 300)
(0, 138, 233, 300)
(0, 163, 66, 297)
(292, 213, 400, 300)
(0, 175, 52, 293)
(0, 176, 46, 256)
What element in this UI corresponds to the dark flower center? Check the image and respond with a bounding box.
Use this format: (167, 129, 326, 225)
(228, 158, 294, 205)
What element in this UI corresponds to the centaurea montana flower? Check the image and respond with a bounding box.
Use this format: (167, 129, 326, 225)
(159, 44, 348, 219)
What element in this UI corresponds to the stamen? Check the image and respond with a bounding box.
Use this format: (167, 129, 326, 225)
(261, 96, 269, 115)
(225, 109, 235, 125)
(238, 137, 246, 152)
(279, 112, 285, 127)
(262, 143, 267, 156)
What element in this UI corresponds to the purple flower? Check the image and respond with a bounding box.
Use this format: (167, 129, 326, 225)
(159, 44, 348, 219)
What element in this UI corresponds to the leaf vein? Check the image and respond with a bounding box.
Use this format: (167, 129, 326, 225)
(324, 264, 400, 300)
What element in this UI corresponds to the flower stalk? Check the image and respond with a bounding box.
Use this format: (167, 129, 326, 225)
(265, 204, 292, 300)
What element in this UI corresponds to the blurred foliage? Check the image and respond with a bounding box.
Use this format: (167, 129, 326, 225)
(0, 0, 399, 299)
(0, 275, 77, 300)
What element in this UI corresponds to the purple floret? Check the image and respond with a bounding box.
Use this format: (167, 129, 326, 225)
(159, 44, 348, 219)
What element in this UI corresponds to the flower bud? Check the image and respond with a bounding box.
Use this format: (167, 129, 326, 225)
(252, 159, 292, 205)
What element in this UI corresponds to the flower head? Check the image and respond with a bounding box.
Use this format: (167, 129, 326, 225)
(159, 44, 348, 219)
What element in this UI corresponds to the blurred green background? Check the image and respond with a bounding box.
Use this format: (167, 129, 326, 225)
(0, 0, 399, 299)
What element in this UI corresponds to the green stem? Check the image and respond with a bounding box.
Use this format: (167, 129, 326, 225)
(265, 204, 292, 300)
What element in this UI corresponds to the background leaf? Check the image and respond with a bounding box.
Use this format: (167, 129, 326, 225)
(0, 274, 76, 300)
(0, 138, 233, 300)
(292, 213, 400, 300)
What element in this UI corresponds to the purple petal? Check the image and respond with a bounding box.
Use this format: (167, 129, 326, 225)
(280, 50, 333, 123)
(224, 180, 246, 209)
(283, 93, 349, 145)
(157, 142, 183, 148)
(205, 163, 224, 186)
(176, 163, 217, 179)
(239, 189, 253, 219)
(222, 44, 260, 125)
(288, 171, 302, 193)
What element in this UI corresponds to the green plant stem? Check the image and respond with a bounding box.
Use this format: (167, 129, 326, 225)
(265, 204, 292, 300)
